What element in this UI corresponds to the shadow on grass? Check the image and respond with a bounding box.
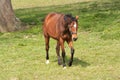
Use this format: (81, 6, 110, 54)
(53, 57, 90, 67)
(73, 57, 90, 67)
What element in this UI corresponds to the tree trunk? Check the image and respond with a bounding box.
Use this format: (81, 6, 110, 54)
(0, 0, 21, 32)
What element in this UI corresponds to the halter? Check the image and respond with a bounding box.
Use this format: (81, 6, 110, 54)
(71, 32, 77, 34)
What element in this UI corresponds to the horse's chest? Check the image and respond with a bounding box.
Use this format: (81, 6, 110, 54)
(61, 33, 71, 40)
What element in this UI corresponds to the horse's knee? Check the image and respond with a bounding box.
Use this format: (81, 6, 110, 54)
(46, 47, 48, 51)
(56, 46, 58, 50)
(71, 48, 74, 54)
(46, 45, 49, 51)
(62, 51, 65, 57)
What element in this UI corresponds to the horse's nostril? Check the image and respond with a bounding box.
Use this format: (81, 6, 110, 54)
(73, 38, 78, 41)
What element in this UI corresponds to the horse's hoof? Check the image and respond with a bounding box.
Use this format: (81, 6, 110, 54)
(63, 67, 67, 69)
(68, 62, 72, 66)
(58, 63, 62, 65)
(46, 60, 49, 64)
(58, 61, 62, 65)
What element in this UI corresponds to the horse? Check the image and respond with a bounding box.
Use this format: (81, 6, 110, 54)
(42, 12, 79, 68)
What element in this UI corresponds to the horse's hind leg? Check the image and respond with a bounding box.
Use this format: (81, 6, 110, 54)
(45, 36, 50, 64)
(56, 41, 62, 65)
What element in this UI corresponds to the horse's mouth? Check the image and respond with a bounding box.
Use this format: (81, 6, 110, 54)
(73, 38, 78, 41)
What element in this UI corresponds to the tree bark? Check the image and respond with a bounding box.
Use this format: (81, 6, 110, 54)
(0, 0, 21, 32)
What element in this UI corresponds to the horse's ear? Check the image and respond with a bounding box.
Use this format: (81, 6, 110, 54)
(75, 16, 79, 20)
(64, 14, 72, 24)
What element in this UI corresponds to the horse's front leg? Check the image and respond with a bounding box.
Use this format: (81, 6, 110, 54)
(60, 38, 66, 68)
(67, 40, 74, 66)
(56, 41, 62, 65)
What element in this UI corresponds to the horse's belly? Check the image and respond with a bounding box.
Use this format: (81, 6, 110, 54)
(48, 31, 59, 40)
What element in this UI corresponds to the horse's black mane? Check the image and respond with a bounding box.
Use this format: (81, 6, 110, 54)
(65, 13, 76, 21)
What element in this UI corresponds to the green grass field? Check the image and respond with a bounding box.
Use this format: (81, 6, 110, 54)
(0, 0, 120, 80)
(12, 0, 95, 9)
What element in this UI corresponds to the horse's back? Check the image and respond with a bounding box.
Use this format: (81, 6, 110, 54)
(43, 13, 64, 38)
(44, 12, 63, 26)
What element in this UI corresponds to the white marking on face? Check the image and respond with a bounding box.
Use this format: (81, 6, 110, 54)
(73, 22, 77, 28)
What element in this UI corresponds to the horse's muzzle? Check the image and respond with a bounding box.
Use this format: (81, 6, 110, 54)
(73, 37, 78, 41)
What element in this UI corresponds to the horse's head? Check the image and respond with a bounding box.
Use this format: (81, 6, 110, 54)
(64, 14, 79, 41)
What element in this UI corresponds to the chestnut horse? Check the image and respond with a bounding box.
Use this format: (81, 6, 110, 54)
(42, 12, 79, 68)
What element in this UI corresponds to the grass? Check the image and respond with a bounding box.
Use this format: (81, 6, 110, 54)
(12, 0, 94, 9)
(0, 0, 120, 80)
(0, 31, 120, 80)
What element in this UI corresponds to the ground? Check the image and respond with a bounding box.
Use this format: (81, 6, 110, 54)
(0, 0, 120, 80)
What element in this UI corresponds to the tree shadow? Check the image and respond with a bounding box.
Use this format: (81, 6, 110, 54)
(14, 0, 120, 33)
